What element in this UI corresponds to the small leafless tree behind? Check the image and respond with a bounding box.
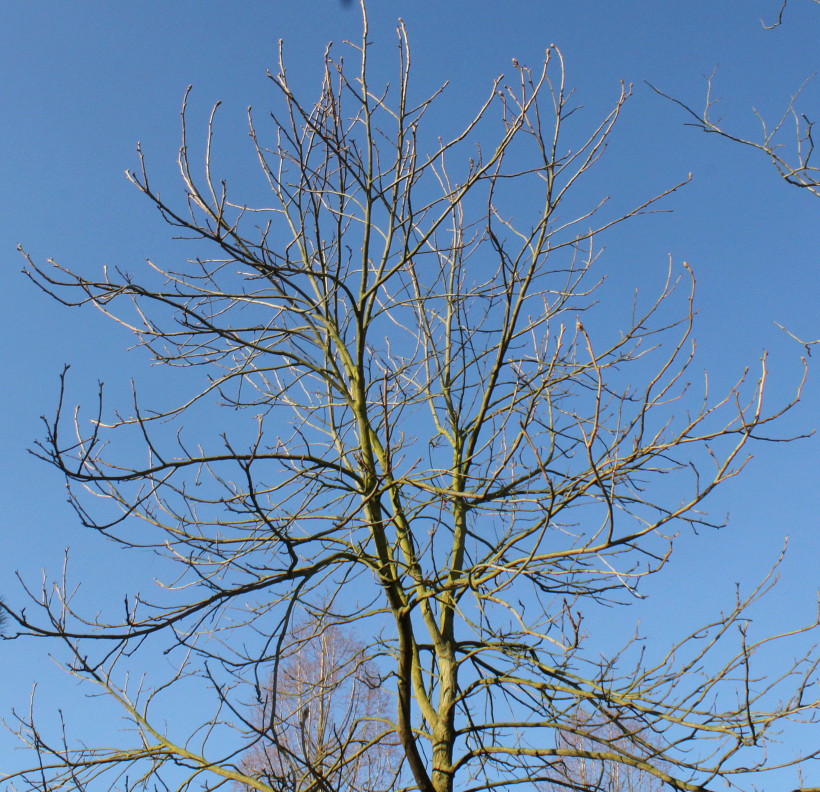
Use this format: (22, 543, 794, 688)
(241, 614, 400, 792)
(541, 710, 666, 792)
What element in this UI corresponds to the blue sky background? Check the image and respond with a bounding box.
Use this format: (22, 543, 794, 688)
(0, 0, 817, 785)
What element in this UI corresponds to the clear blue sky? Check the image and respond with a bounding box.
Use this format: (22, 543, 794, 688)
(1, 0, 817, 784)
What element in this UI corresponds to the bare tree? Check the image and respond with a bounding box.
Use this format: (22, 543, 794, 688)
(537, 706, 678, 792)
(241, 612, 400, 792)
(5, 7, 819, 792)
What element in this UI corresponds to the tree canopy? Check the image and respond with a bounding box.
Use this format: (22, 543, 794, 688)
(4, 5, 818, 792)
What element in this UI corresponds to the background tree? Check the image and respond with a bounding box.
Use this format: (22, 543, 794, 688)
(240, 612, 400, 792)
(541, 711, 667, 792)
(5, 7, 818, 792)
